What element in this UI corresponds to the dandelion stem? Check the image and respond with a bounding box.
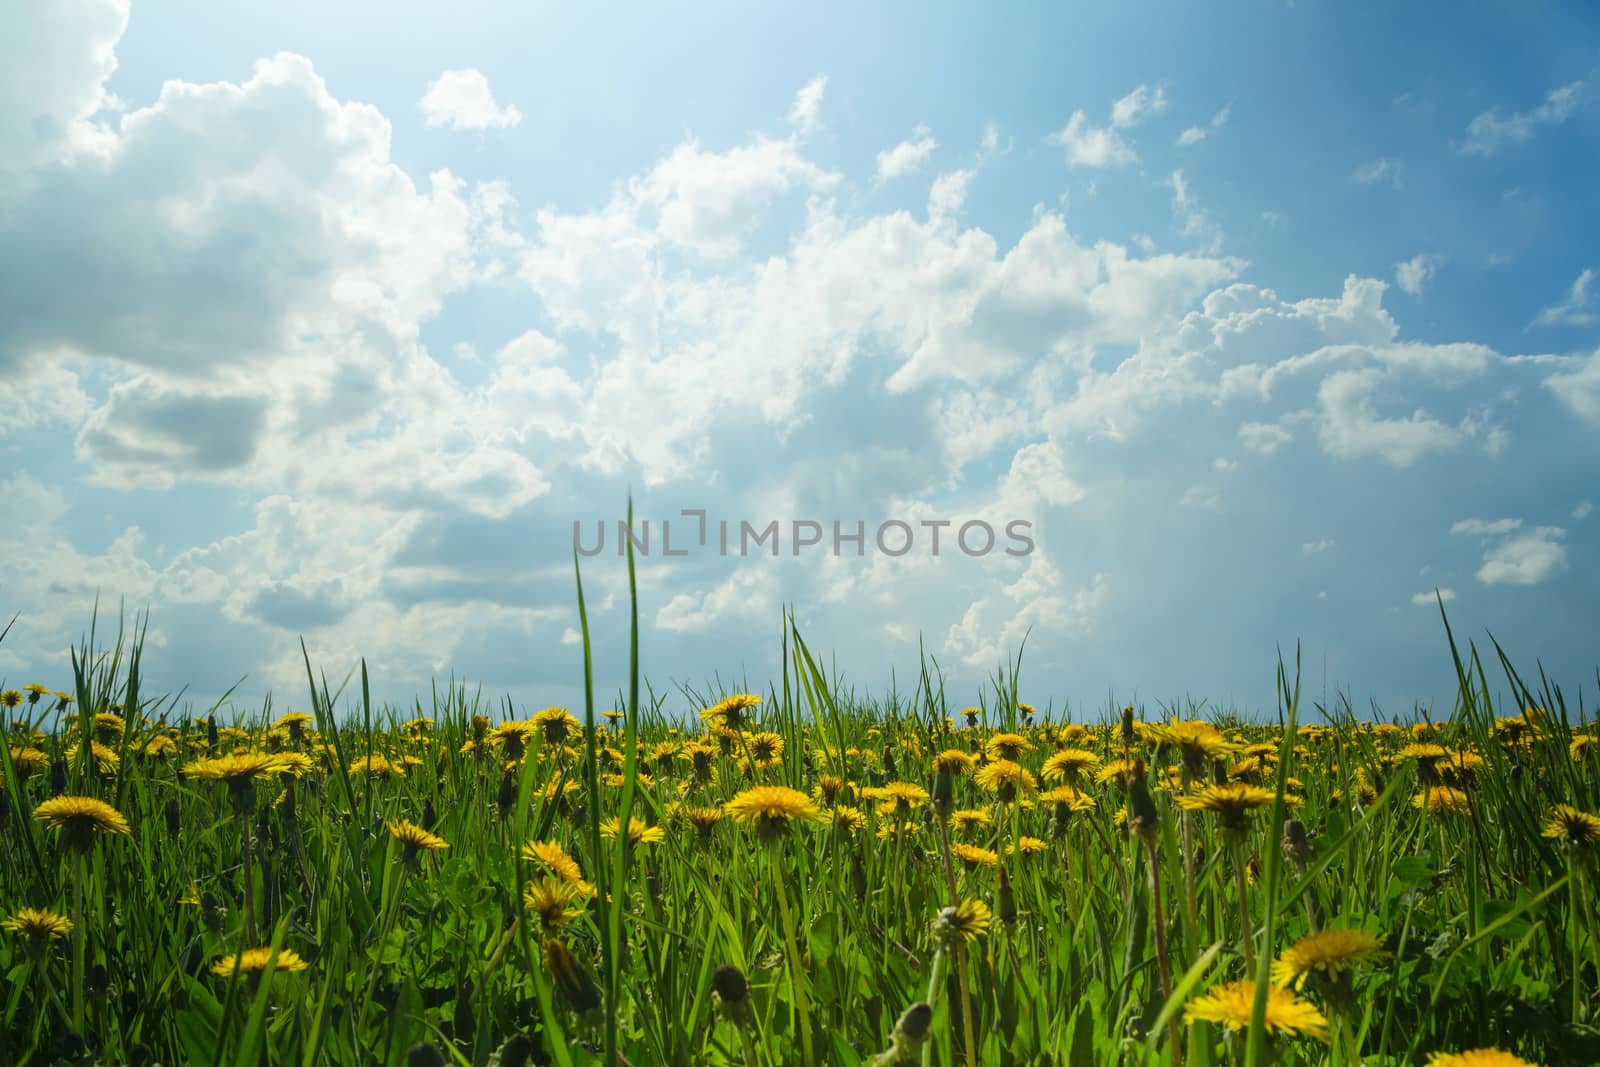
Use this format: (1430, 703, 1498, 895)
(70, 850, 86, 1035)
(1230, 838, 1255, 973)
(769, 840, 814, 1067)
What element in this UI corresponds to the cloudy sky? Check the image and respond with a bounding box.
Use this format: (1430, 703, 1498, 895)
(3, 1, 1597, 722)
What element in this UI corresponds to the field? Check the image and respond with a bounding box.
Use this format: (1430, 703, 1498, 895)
(2, 602, 1598, 1067)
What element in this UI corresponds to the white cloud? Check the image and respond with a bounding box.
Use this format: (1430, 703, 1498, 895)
(1170, 170, 1221, 251)
(1181, 485, 1222, 510)
(420, 69, 523, 131)
(1239, 421, 1292, 454)
(1531, 269, 1596, 328)
(1463, 81, 1586, 155)
(789, 74, 827, 134)
(1302, 539, 1334, 554)
(1314, 369, 1466, 466)
(1049, 111, 1135, 168)
(1395, 254, 1440, 297)
(876, 125, 937, 181)
(1450, 517, 1522, 537)
(1111, 84, 1168, 127)
(0, 0, 128, 173)
(1476, 527, 1566, 585)
(928, 169, 973, 223)
(1213, 456, 1238, 471)
(1178, 127, 1206, 146)
(1574, 499, 1594, 520)
(1350, 158, 1404, 189)
(1545, 348, 1600, 421)
(1412, 588, 1455, 605)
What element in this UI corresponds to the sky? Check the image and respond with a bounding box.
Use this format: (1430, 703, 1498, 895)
(2, 0, 1598, 724)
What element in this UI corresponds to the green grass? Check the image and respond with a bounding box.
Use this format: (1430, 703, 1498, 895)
(1, 595, 1597, 1066)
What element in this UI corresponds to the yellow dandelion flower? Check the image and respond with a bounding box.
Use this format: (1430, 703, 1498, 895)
(723, 785, 826, 840)
(1176, 783, 1277, 832)
(211, 946, 311, 977)
(933, 749, 976, 775)
(948, 808, 994, 834)
(984, 732, 1032, 761)
(33, 795, 131, 850)
(1542, 804, 1600, 849)
(1185, 980, 1329, 1041)
(878, 781, 930, 814)
(522, 840, 594, 894)
(1425, 1051, 1538, 1067)
(829, 805, 866, 834)
(3, 907, 73, 942)
(8, 746, 49, 777)
(1271, 928, 1388, 990)
(932, 898, 992, 946)
(1412, 787, 1471, 815)
(349, 753, 404, 779)
(1008, 836, 1049, 857)
(1042, 748, 1102, 782)
(68, 741, 120, 775)
(975, 759, 1037, 801)
(184, 751, 285, 782)
(386, 818, 448, 856)
(524, 876, 587, 929)
(951, 843, 1000, 869)
(599, 816, 666, 846)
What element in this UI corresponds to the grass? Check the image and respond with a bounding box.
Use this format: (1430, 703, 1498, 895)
(0, 588, 1597, 1066)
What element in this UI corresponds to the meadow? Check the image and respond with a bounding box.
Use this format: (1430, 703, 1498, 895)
(2, 592, 1598, 1067)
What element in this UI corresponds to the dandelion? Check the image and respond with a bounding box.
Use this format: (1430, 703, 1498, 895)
(684, 806, 723, 841)
(1424, 1052, 1538, 1067)
(522, 840, 593, 895)
(211, 946, 311, 977)
(68, 741, 120, 776)
(701, 693, 761, 730)
(8, 746, 49, 777)
(599, 816, 665, 847)
(1542, 804, 1600, 850)
(951, 843, 1000, 870)
(0, 690, 22, 710)
(33, 795, 131, 850)
(531, 706, 579, 744)
(1412, 787, 1471, 816)
(523, 877, 587, 930)
(933, 749, 976, 775)
(350, 753, 404, 779)
(1008, 836, 1049, 858)
(387, 818, 449, 863)
(878, 780, 930, 816)
(723, 785, 826, 841)
(985, 732, 1032, 761)
(949, 808, 994, 835)
(975, 759, 1036, 803)
(3, 907, 73, 957)
(932, 898, 992, 947)
(1185, 980, 1329, 1042)
(1177, 783, 1278, 833)
(711, 963, 755, 1031)
(830, 805, 866, 835)
(185, 751, 286, 810)
(1272, 928, 1388, 990)
(1042, 748, 1101, 783)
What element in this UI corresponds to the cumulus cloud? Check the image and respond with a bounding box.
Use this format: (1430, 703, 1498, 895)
(1462, 80, 1586, 156)
(1395, 254, 1440, 297)
(1049, 111, 1136, 168)
(789, 74, 827, 133)
(1412, 588, 1455, 605)
(1302, 539, 1334, 554)
(1476, 526, 1566, 585)
(876, 125, 937, 181)
(1545, 348, 1600, 420)
(419, 69, 523, 130)
(1111, 83, 1168, 127)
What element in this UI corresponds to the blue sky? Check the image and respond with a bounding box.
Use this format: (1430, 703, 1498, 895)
(3, 0, 1598, 722)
